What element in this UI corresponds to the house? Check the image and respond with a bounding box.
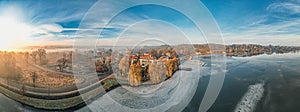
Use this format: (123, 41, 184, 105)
(131, 53, 155, 67)
(131, 53, 171, 68)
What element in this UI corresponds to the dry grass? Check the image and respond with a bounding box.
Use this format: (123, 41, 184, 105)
(22, 70, 83, 88)
(15, 52, 84, 88)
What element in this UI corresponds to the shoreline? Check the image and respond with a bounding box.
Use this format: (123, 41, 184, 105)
(78, 60, 203, 112)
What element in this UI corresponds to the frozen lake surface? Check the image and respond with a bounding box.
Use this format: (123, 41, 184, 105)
(77, 60, 203, 112)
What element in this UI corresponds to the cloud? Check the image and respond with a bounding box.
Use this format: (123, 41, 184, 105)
(0, 1, 216, 47)
(4, 0, 299, 47)
(218, 1, 300, 46)
(223, 33, 300, 46)
(247, 17, 267, 26)
(223, 19, 300, 46)
(267, 2, 300, 14)
(30, 24, 63, 40)
(39, 24, 63, 33)
(24, 0, 96, 24)
(94, 19, 209, 46)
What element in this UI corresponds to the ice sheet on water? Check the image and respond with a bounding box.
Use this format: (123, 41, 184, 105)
(77, 60, 203, 112)
(234, 83, 264, 112)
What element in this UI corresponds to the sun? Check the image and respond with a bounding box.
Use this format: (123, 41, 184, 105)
(0, 15, 31, 51)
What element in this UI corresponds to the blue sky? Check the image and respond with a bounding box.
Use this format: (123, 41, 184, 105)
(0, 0, 299, 47)
(202, 0, 300, 45)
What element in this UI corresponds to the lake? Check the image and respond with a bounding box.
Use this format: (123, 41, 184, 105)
(185, 52, 300, 112)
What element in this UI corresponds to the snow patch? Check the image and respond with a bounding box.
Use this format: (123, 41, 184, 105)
(234, 83, 264, 112)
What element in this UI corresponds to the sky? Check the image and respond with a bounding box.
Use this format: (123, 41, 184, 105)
(0, 0, 299, 49)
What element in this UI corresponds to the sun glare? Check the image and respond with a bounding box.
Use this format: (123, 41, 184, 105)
(0, 14, 31, 51)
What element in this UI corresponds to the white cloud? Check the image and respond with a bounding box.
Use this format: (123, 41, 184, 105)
(22, 0, 300, 47)
(223, 19, 300, 46)
(39, 24, 63, 33)
(267, 2, 300, 14)
(31, 24, 63, 35)
(109, 19, 206, 46)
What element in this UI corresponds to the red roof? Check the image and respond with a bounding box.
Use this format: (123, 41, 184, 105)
(131, 54, 154, 60)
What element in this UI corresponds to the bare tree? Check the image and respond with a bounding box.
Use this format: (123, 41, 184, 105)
(37, 49, 47, 65)
(95, 58, 108, 73)
(150, 49, 158, 58)
(31, 51, 38, 64)
(57, 58, 67, 72)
